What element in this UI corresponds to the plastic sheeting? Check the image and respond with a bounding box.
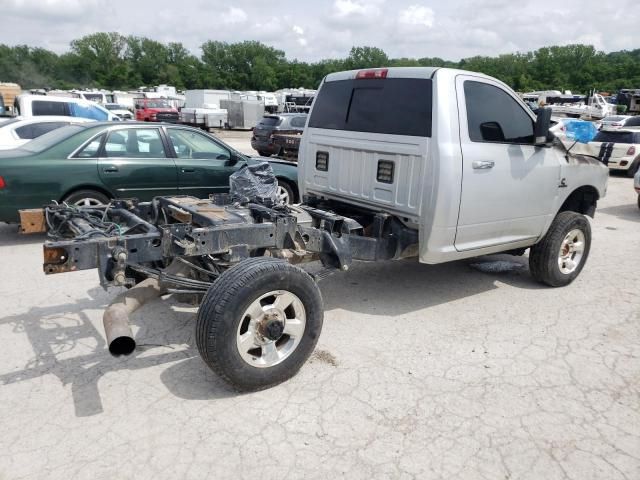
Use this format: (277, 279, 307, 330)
(564, 120, 598, 143)
(229, 162, 278, 204)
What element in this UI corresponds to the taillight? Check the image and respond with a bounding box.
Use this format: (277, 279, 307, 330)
(377, 160, 394, 183)
(0, 176, 5, 189)
(316, 151, 329, 171)
(626, 146, 636, 156)
(356, 68, 388, 79)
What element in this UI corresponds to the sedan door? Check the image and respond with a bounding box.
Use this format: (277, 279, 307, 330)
(166, 127, 240, 198)
(97, 127, 178, 200)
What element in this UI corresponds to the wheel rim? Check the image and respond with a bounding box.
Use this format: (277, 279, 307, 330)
(276, 185, 290, 205)
(236, 290, 306, 368)
(73, 197, 104, 207)
(558, 229, 586, 274)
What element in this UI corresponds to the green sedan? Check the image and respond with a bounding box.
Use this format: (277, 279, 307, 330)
(0, 122, 299, 223)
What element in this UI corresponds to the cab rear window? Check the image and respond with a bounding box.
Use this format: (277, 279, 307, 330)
(309, 78, 432, 137)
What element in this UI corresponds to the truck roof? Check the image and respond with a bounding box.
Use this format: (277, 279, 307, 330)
(323, 66, 504, 84)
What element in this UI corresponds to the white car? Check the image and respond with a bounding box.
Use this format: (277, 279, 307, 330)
(589, 129, 640, 176)
(104, 103, 134, 120)
(0, 116, 95, 150)
(599, 115, 637, 131)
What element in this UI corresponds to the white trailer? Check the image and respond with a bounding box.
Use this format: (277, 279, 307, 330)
(185, 90, 232, 109)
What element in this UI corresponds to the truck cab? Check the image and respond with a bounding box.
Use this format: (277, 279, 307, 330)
(299, 67, 608, 265)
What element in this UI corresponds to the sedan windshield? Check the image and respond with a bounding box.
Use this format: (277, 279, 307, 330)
(21, 125, 86, 153)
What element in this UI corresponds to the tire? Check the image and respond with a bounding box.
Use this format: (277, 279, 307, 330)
(196, 257, 323, 391)
(625, 159, 639, 178)
(529, 211, 591, 287)
(258, 151, 271, 157)
(637, 194, 640, 210)
(276, 178, 295, 205)
(62, 189, 110, 207)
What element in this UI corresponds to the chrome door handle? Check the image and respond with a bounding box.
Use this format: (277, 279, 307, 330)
(181, 168, 195, 173)
(472, 160, 495, 169)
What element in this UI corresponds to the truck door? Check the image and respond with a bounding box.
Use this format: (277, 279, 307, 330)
(454, 76, 560, 251)
(98, 127, 178, 200)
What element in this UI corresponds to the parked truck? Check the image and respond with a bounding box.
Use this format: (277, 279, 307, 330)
(134, 98, 179, 123)
(32, 67, 608, 391)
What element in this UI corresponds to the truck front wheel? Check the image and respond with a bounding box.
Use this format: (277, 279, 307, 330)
(529, 211, 592, 287)
(196, 257, 323, 391)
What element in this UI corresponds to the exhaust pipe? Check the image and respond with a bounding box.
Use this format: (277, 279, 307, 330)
(103, 261, 191, 356)
(103, 277, 165, 355)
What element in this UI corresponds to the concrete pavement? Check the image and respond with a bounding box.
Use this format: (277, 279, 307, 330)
(0, 172, 638, 480)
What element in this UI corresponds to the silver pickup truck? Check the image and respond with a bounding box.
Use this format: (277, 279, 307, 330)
(300, 67, 608, 282)
(37, 67, 608, 391)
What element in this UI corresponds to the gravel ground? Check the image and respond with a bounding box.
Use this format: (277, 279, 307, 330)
(0, 167, 638, 479)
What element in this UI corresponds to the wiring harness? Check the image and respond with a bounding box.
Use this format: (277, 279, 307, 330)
(45, 203, 122, 240)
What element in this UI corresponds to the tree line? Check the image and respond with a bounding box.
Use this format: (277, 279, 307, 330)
(1, 32, 639, 94)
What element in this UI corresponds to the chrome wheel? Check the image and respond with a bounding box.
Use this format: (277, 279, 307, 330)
(276, 185, 290, 205)
(73, 197, 105, 207)
(236, 290, 306, 368)
(558, 229, 585, 274)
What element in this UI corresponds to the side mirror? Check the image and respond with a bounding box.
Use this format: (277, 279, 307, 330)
(225, 153, 239, 166)
(534, 107, 552, 145)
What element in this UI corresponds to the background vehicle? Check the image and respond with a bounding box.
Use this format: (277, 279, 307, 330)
(0, 122, 298, 222)
(0, 116, 94, 150)
(36, 67, 608, 393)
(104, 103, 133, 120)
(251, 113, 307, 156)
(599, 115, 633, 130)
(134, 98, 179, 123)
(589, 129, 640, 176)
(13, 95, 119, 121)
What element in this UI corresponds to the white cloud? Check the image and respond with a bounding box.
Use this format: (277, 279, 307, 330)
(0, 0, 638, 63)
(333, 0, 381, 19)
(398, 5, 434, 28)
(222, 7, 247, 24)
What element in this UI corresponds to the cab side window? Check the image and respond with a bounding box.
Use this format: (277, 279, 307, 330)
(464, 81, 534, 144)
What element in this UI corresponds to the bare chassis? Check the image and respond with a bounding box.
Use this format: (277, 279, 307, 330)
(43, 195, 417, 282)
(40, 194, 418, 389)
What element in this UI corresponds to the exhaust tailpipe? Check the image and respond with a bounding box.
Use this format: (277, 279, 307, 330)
(103, 277, 164, 355)
(103, 261, 191, 356)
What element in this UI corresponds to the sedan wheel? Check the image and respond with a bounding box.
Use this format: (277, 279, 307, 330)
(62, 190, 110, 207)
(73, 197, 105, 207)
(276, 180, 295, 205)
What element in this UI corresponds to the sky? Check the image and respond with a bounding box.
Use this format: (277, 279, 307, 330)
(2, 0, 639, 61)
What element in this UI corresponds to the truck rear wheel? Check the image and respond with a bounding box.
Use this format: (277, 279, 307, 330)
(529, 211, 591, 287)
(196, 257, 323, 391)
